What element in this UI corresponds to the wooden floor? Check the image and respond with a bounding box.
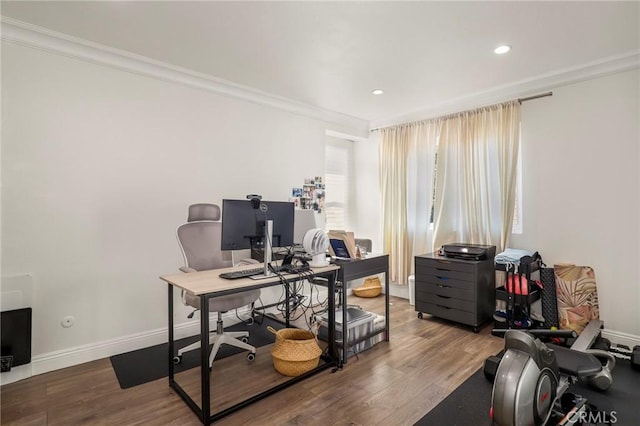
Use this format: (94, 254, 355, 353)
(1, 296, 504, 425)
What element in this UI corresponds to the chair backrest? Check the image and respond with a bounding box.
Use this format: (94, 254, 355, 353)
(355, 238, 372, 253)
(176, 203, 233, 271)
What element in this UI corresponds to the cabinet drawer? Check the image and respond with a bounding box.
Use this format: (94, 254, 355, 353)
(415, 301, 477, 326)
(416, 264, 474, 282)
(417, 273, 475, 290)
(419, 293, 476, 312)
(415, 281, 475, 301)
(416, 257, 475, 273)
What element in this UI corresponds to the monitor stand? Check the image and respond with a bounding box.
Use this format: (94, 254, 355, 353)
(249, 219, 274, 280)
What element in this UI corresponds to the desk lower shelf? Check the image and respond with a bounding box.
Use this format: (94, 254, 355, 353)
(318, 311, 385, 359)
(333, 254, 390, 365)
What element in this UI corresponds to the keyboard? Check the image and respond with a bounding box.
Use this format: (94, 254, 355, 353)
(219, 264, 310, 279)
(219, 267, 264, 280)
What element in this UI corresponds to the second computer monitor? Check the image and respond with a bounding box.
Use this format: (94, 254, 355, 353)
(293, 209, 326, 245)
(221, 199, 294, 251)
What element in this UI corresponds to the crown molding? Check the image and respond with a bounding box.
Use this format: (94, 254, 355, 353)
(371, 50, 640, 130)
(0, 17, 369, 135)
(4, 17, 637, 136)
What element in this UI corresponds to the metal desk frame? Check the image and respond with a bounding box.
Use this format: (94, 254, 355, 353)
(161, 264, 339, 424)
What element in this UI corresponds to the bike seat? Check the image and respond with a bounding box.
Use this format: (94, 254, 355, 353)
(547, 343, 602, 377)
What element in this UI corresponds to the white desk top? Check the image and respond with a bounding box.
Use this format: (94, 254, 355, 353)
(160, 263, 339, 296)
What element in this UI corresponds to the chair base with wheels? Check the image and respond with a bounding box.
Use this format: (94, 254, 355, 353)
(173, 312, 256, 367)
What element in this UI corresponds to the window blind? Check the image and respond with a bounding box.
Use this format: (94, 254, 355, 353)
(324, 140, 354, 231)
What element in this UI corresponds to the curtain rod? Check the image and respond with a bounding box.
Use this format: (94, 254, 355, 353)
(517, 91, 553, 104)
(371, 91, 554, 132)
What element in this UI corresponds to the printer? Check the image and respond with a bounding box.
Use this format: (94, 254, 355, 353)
(442, 243, 496, 261)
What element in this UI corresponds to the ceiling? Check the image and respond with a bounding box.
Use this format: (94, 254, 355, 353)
(2, 1, 639, 125)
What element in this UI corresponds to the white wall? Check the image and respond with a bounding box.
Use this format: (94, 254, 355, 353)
(511, 68, 640, 337)
(1, 41, 367, 378)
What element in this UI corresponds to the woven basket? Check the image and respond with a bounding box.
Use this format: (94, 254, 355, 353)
(267, 326, 322, 377)
(353, 276, 382, 298)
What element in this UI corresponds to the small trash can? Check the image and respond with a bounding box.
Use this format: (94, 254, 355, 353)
(408, 275, 415, 306)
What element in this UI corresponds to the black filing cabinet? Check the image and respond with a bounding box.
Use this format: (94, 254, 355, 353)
(415, 252, 495, 332)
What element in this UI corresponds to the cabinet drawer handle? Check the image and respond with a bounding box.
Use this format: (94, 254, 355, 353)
(436, 304, 451, 310)
(435, 276, 450, 280)
(436, 260, 451, 264)
(437, 284, 451, 289)
(435, 267, 451, 272)
(436, 295, 451, 299)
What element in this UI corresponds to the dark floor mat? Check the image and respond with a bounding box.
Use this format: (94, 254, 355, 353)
(415, 358, 640, 425)
(110, 316, 280, 389)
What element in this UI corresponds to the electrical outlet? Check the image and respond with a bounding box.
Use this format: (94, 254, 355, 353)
(61, 315, 76, 328)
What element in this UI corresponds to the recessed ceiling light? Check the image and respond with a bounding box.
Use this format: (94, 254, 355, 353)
(494, 45, 511, 55)
(372, 89, 384, 95)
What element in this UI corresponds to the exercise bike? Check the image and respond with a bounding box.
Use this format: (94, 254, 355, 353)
(489, 324, 616, 425)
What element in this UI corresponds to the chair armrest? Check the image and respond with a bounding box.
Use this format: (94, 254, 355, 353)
(180, 266, 197, 273)
(354, 238, 372, 253)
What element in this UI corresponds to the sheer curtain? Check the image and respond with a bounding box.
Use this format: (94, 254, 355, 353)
(432, 101, 521, 252)
(377, 101, 520, 285)
(378, 123, 439, 285)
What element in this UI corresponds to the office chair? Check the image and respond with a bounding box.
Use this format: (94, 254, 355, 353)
(354, 238, 372, 256)
(173, 203, 261, 368)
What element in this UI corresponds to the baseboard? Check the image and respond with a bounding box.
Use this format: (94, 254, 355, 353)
(0, 364, 33, 386)
(0, 307, 252, 386)
(601, 329, 640, 349)
(6, 305, 636, 387)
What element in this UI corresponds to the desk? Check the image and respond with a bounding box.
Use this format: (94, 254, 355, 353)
(160, 263, 339, 424)
(332, 254, 390, 365)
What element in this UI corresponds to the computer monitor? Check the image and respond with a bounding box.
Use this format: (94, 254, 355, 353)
(293, 209, 324, 245)
(221, 199, 294, 251)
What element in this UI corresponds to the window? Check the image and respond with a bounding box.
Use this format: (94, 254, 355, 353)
(324, 137, 355, 231)
(429, 152, 438, 225)
(428, 143, 522, 234)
